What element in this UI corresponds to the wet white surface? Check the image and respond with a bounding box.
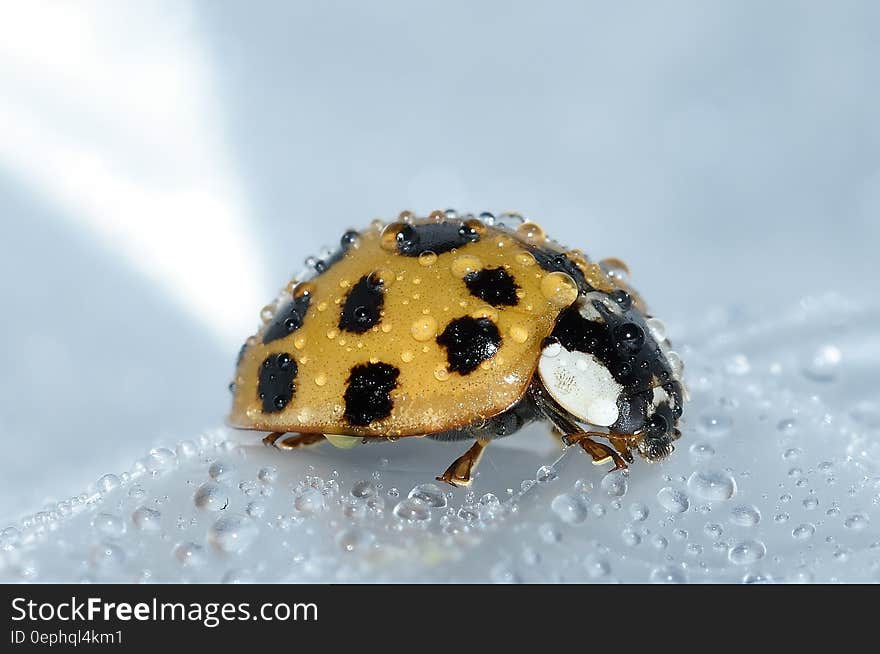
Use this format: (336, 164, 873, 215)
(2, 294, 878, 583)
(1, 2, 879, 583)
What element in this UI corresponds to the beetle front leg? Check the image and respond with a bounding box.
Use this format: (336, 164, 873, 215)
(564, 432, 628, 471)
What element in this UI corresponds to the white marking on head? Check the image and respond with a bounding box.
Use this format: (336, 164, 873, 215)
(538, 345, 622, 427)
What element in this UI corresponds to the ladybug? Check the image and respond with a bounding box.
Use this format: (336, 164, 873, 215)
(228, 211, 685, 487)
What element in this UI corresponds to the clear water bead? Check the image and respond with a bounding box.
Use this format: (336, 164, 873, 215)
(656, 487, 690, 513)
(687, 469, 737, 501)
(408, 483, 448, 508)
(551, 493, 588, 524)
(208, 515, 258, 554)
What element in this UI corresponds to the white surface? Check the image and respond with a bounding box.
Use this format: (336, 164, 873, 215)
(0, 2, 879, 582)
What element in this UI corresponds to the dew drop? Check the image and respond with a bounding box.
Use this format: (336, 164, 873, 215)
(351, 480, 377, 499)
(656, 487, 690, 513)
(410, 316, 438, 342)
(650, 565, 687, 584)
(408, 483, 448, 508)
(729, 505, 761, 527)
(294, 488, 325, 514)
(393, 499, 431, 522)
(689, 442, 716, 460)
(803, 344, 841, 382)
(629, 503, 649, 522)
(697, 413, 733, 437)
(208, 515, 258, 554)
(336, 526, 375, 553)
(540, 271, 579, 307)
(451, 254, 484, 277)
(551, 493, 588, 524)
(194, 482, 227, 511)
(132, 506, 161, 532)
(96, 474, 120, 494)
(173, 542, 206, 567)
(844, 514, 869, 530)
(792, 524, 815, 540)
(728, 539, 766, 565)
(601, 470, 629, 497)
(91, 513, 125, 538)
(686, 469, 737, 501)
(418, 251, 438, 266)
(536, 465, 558, 483)
(208, 460, 236, 482)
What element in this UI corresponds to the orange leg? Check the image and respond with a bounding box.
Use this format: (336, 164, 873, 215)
(564, 432, 628, 471)
(437, 439, 489, 487)
(263, 432, 325, 450)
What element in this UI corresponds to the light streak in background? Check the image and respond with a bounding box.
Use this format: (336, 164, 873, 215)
(0, 1, 268, 349)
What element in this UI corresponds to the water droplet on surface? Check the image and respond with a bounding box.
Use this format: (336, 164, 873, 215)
(96, 474, 120, 494)
(294, 488, 325, 514)
(538, 522, 562, 543)
(132, 506, 161, 532)
(601, 470, 629, 497)
(208, 460, 236, 482)
(792, 524, 815, 540)
(173, 542, 206, 567)
(208, 515, 258, 554)
(490, 561, 522, 584)
(689, 442, 715, 459)
(194, 482, 227, 511)
(650, 565, 687, 584)
(393, 499, 431, 522)
(724, 354, 750, 375)
(584, 556, 611, 579)
(697, 413, 733, 437)
(257, 467, 278, 484)
(89, 542, 126, 569)
(728, 539, 766, 565)
(91, 513, 125, 538)
(704, 522, 724, 539)
(551, 493, 588, 524)
(687, 470, 737, 501)
(536, 465, 558, 483)
(729, 505, 761, 527)
(803, 344, 841, 382)
(844, 514, 869, 530)
(351, 480, 377, 499)
(408, 483, 447, 508)
(625, 502, 648, 522)
(656, 487, 689, 513)
(336, 527, 375, 552)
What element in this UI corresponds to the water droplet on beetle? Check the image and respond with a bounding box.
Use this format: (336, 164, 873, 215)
(540, 271, 578, 307)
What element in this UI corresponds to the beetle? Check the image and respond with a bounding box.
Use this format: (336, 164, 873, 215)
(228, 211, 685, 486)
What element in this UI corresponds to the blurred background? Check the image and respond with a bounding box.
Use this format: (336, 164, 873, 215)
(1, 0, 878, 526)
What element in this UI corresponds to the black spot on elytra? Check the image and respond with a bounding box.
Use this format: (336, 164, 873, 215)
(436, 316, 502, 375)
(263, 293, 311, 345)
(339, 274, 384, 333)
(343, 362, 400, 426)
(258, 353, 297, 413)
(396, 220, 480, 256)
(548, 299, 683, 435)
(530, 248, 588, 292)
(463, 267, 519, 307)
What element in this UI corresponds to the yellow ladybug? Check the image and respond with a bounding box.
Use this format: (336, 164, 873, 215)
(229, 211, 685, 486)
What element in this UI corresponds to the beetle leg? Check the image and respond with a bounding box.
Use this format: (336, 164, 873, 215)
(436, 439, 490, 487)
(262, 432, 325, 450)
(565, 432, 628, 471)
(609, 435, 635, 464)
